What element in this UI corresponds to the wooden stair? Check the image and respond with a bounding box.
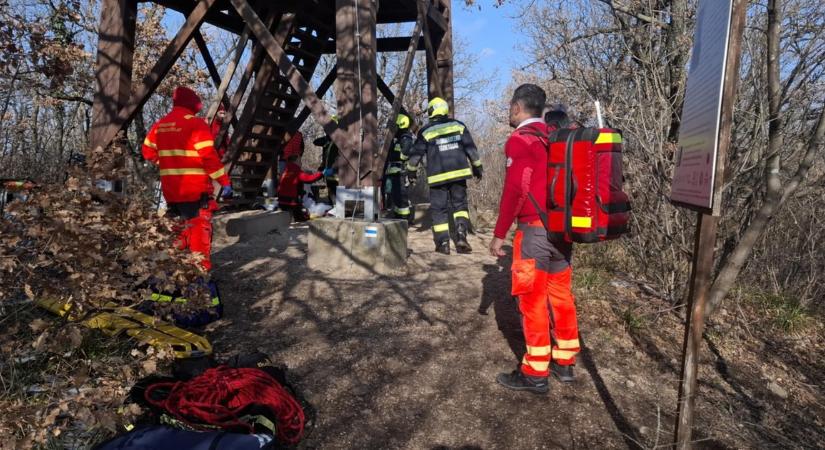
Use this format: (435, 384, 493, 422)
(227, 15, 331, 205)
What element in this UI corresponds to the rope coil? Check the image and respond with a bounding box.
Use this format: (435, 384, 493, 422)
(144, 366, 305, 445)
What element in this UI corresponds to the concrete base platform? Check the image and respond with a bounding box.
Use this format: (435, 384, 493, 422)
(308, 218, 408, 276)
(213, 210, 291, 244)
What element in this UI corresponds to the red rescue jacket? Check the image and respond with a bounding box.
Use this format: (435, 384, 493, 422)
(493, 119, 550, 239)
(143, 106, 230, 203)
(277, 162, 323, 206)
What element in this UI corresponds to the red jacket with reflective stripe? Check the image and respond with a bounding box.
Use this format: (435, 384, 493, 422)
(494, 120, 550, 239)
(142, 106, 230, 203)
(277, 162, 322, 206)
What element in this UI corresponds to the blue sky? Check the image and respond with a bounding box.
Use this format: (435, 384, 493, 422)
(452, 1, 526, 99)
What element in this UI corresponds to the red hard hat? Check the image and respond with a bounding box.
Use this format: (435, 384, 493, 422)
(173, 86, 203, 113)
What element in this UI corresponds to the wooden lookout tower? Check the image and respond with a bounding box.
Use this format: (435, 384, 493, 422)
(89, 0, 455, 211)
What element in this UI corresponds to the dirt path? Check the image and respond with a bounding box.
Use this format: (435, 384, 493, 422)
(208, 223, 824, 450)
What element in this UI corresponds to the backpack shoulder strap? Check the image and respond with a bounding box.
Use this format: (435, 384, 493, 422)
(516, 126, 550, 148)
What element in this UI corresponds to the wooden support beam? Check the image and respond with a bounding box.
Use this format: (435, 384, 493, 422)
(224, 14, 292, 164)
(153, 0, 245, 34)
(290, 64, 338, 132)
(376, 74, 396, 104)
(90, 0, 137, 152)
(374, 14, 423, 176)
(94, 0, 219, 152)
(419, 0, 443, 101)
(193, 30, 238, 129)
(335, 0, 379, 189)
(205, 26, 250, 123)
(229, 0, 348, 165)
(424, 0, 454, 114)
(426, 3, 448, 31)
(433, 0, 455, 112)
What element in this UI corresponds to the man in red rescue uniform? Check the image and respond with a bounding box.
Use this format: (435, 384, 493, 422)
(142, 86, 233, 271)
(490, 84, 579, 394)
(277, 142, 332, 222)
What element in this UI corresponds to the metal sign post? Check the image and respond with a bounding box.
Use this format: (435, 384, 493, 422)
(671, 0, 748, 448)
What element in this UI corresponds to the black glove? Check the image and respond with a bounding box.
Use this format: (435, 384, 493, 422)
(472, 165, 483, 180)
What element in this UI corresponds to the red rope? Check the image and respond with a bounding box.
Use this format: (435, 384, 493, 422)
(144, 366, 305, 445)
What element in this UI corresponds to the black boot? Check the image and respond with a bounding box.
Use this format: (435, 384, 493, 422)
(435, 241, 450, 255)
(455, 225, 472, 254)
(551, 362, 575, 383)
(496, 370, 549, 394)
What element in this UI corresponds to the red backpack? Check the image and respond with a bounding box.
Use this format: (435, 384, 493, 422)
(528, 126, 631, 243)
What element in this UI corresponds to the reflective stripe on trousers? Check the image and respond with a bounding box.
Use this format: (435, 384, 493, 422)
(429, 181, 469, 245)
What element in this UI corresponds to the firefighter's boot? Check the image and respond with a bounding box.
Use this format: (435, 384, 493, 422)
(552, 362, 575, 383)
(435, 240, 450, 255)
(496, 370, 549, 394)
(455, 224, 472, 254)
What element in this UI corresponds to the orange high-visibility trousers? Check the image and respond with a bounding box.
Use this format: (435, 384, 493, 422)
(512, 226, 580, 377)
(171, 200, 216, 271)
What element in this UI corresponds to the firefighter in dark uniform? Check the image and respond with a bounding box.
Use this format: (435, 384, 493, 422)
(407, 97, 483, 255)
(313, 115, 340, 204)
(383, 114, 414, 223)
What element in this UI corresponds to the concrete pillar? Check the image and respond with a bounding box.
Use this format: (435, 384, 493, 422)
(308, 218, 408, 276)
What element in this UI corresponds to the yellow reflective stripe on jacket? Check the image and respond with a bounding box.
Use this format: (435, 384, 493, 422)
(433, 223, 450, 233)
(209, 167, 226, 179)
(160, 168, 206, 176)
(406, 163, 418, 172)
(386, 167, 404, 175)
(595, 132, 622, 144)
(158, 150, 199, 157)
(143, 138, 157, 149)
(394, 207, 411, 215)
(453, 210, 470, 220)
(193, 140, 213, 150)
(427, 168, 472, 185)
(423, 122, 465, 141)
(472, 159, 483, 167)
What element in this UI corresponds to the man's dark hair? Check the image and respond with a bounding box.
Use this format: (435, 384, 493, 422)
(544, 109, 571, 129)
(512, 84, 547, 118)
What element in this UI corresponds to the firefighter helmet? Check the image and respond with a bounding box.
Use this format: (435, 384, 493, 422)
(427, 97, 449, 118)
(396, 113, 411, 129)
